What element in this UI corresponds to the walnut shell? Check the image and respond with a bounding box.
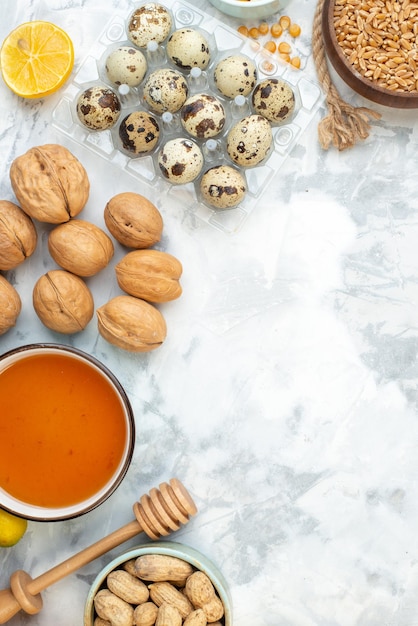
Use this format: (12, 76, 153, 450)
(97, 295, 167, 352)
(33, 269, 94, 334)
(115, 250, 182, 303)
(104, 192, 163, 249)
(0, 275, 21, 335)
(48, 219, 114, 277)
(0, 200, 37, 270)
(10, 144, 90, 224)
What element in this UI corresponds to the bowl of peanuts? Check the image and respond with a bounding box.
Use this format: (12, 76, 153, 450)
(84, 541, 232, 626)
(322, 0, 418, 108)
(208, 0, 283, 20)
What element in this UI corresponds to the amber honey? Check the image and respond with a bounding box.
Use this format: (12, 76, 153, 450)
(0, 351, 128, 508)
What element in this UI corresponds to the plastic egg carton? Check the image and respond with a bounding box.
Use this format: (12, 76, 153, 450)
(52, 0, 323, 234)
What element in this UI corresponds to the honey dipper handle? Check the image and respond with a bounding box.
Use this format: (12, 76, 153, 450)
(30, 519, 141, 596)
(0, 520, 140, 624)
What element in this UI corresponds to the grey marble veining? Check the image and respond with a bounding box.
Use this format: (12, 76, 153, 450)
(1, 0, 418, 625)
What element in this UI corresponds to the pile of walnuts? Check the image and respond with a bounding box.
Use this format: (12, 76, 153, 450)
(0, 143, 183, 352)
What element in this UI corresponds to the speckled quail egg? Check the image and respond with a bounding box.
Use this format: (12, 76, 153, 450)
(105, 46, 147, 88)
(252, 78, 296, 124)
(118, 111, 160, 155)
(158, 138, 204, 185)
(166, 28, 211, 70)
(142, 69, 189, 114)
(226, 114, 272, 167)
(214, 55, 257, 99)
(127, 3, 172, 48)
(76, 86, 121, 130)
(200, 165, 247, 209)
(181, 93, 226, 139)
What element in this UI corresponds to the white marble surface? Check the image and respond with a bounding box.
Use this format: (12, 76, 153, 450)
(2, 1, 418, 625)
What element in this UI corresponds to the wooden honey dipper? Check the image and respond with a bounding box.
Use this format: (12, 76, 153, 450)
(0, 477, 197, 624)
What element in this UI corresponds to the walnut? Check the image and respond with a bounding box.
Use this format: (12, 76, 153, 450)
(0, 200, 37, 270)
(104, 192, 163, 249)
(33, 269, 94, 334)
(48, 219, 114, 277)
(10, 144, 90, 224)
(115, 250, 182, 303)
(97, 295, 167, 352)
(0, 275, 21, 335)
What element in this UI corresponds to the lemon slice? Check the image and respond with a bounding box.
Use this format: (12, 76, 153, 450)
(0, 21, 74, 98)
(0, 509, 27, 548)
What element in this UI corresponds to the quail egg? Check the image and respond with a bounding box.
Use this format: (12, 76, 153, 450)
(227, 114, 272, 167)
(252, 78, 296, 124)
(166, 28, 211, 70)
(105, 46, 147, 88)
(200, 165, 247, 209)
(76, 86, 121, 130)
(158, 138, 204, 185)
(214, 55, 257, 99)
(181, 93, 226, 139)
(143, 69, 189, 114)
(118, 111, 160, 155)
(127, 3, 172, 48)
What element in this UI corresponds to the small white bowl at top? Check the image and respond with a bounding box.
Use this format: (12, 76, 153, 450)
(207, 0, 285, 19)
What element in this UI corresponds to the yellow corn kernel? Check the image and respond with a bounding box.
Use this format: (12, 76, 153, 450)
(279, 52, 291, 63)
(237, 25, 249, 37)
(278, 41, 292, 54)
(270, 23, 283, 38)
(264, 40, 277, 53)
(279, 15, 291, 30)
(290, 56, 301, 68)
(249, 27, 260, 39)
(288, 23, 302, 37)
(258, 22, 270, 35)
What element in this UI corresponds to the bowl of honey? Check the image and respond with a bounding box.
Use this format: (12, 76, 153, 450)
(0, 343, 135, 521)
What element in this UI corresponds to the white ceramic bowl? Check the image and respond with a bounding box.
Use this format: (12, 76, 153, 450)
(84, 541, 232, 626)
(207, 0, 285, 19)
(0, 343, 135, 522)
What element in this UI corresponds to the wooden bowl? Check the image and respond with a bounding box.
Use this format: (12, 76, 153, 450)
(322, 0, 418, 109)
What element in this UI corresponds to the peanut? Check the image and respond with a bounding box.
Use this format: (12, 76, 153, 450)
(123, 559, 137, 577)
(107, 570, 149, 605)
(183, 608, 207, 626)
(94, 589, 134, 626)
(148, 582, 193, 619)
(201, 597, 224, 623)
(94, 618, 112, 626)
(155, 603, 182, 626)
(133, 602, 159, 626)
(134, 555, 194, 586)
(184, 572, 224, 623)
(184, 572, 214, 607)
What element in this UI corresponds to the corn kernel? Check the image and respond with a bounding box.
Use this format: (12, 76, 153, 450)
(264, 40, 277, 53)
(279, 15, 291, 30)
(270, 23, 283, 38)
(278, 41, 292, 54)
(249, 27, 260, 39)
(237, 25, 249, 37)
(258, 22, 270, 35)
(288, 23, 302, 37)
(279, 52, 291, 63)
(290, 56, 301, 68)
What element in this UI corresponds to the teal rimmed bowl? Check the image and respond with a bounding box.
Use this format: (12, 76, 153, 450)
(84, 541, 232, 625)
